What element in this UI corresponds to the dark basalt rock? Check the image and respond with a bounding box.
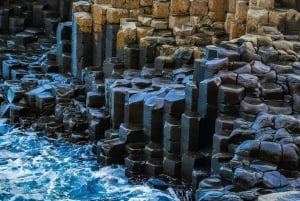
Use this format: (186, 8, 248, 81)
(262, 171, 289, 189)
(147, 178, 169, 190)
(2, 1, 300, 200)
(195, 190, 242, 201)
(235, 140, 261, 157)
(233, 168, 263, 190)
(259, 141, 282, 164)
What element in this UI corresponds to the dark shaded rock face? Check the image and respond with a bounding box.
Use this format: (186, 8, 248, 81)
(1, 1, 300, 201)
(262, 171, 289, 189)
(233, 168, 263, 190)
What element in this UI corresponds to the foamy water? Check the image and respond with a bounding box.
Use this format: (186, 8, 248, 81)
(0, 121, 178, 201)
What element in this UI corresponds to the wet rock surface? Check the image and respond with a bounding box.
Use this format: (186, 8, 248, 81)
(1, 0, 300, 201)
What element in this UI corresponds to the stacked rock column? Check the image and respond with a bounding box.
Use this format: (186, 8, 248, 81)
(225, 0, 248, 40)
(143, 96, 164, 177)
(116, 21, 138, 69)
(91, 3, 111, 67)
(72, 2, 93, 78)
(0, 1, 9, 33)
(56, 21, 72, 74)
(180, 81, 204, 182)
(105, 1, 134, 59)
(247, 0, 275, 34)
(163, 89, 186, 178)
(122, 90, 146, 176)
(170, 0, 191, 46)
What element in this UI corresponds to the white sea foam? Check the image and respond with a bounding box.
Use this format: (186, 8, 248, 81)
(0, 125, 177, 201)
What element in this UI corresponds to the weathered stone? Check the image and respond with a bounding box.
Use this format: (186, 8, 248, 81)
(218, 84, 245, 105)
(286, 9, 300, 35)
(258, 191, 300, 201)
(229, 127, 256, 145)
(144, 159, 163, 177)
(145, 142, 163, 161)
(163, 157, 181, 178)
(280, 144, 299, 169)
(259, 141, 282, 164)
(219, 164, 233, 182)
(88, 108, 110, 141)
(198, 77, 221, 118)
(263, 171, 288, 188)
(103, 57, 124, 78)
(193, 59, 208, 82)
(261, 83, 283, 101)
(150, 19, 168, 29)
(152, 1, 170, 18)
(258, 46, 278, 64)
(124, 92, 146, 125)
(116, 22, 137, 50)
(181, 113, 201, 153)
(239, 42, 261, 62)
(184, 81, 199, 113)
(35, 92, 56, 114)
(125, 157, 145, 173)
(100, 138, 126, 165)
(181, 151, 206, 181)
(86, 91, 105, 108)
(170, 0, 190, 16)
(144, 96, 164, 142)
(106, 8, 129, 24)
(205, 58, 229, 74)
(2, 60, 21, 80)
(233, 168, 263, 190)
(111, 87, 128, 129)
(190, 0, 208, 16)
(247, 9, 269, 33)
(213, 134, 229, 153)
(237, 74, 260, 90)
(274, 115, 300, 133)
(215, 116, 235, 136)
(211, 152, 233, 175)
(126, 142, 145, 157)
(198, 177, 223, 189)
(251, 112, 274, 130)
(235, 140, 260, 158)
(164, 89, 185, 117)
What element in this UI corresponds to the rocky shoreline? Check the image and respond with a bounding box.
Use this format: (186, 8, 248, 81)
(1, 0, 300, 200)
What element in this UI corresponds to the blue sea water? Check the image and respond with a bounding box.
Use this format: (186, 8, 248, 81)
(0, 120, 180, 201)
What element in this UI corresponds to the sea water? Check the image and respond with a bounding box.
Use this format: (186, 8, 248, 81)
(0, 120, 179, 201)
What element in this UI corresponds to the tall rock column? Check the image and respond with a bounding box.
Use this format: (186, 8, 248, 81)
(247, 0, 275, 34)
(72, 2, 93, 78)
(225, 0, 248, 40)
(92, 3, 111, 67)
(56, 21, 72, 74)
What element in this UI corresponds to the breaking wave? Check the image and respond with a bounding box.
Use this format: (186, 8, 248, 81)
(0, 121, 178, 201)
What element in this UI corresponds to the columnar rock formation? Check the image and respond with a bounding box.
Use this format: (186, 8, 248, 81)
(68, 0, 300, 199)
(1, 0, 300, 200)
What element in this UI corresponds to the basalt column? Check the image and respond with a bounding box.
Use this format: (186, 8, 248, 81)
(56, 21, 72, 74)
(180, 81, 203, 182)
(72, 4, 93, 79)
(117, 21, 139, 69)
(91, 4, 110, 67)
(144, 96, 165, 177)
(122, 91, 147, 177)
(0, 1, 9, 33)
(105, 7, 128, 58)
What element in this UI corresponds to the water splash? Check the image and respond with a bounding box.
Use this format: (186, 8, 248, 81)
(0, 124, 177, 201)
